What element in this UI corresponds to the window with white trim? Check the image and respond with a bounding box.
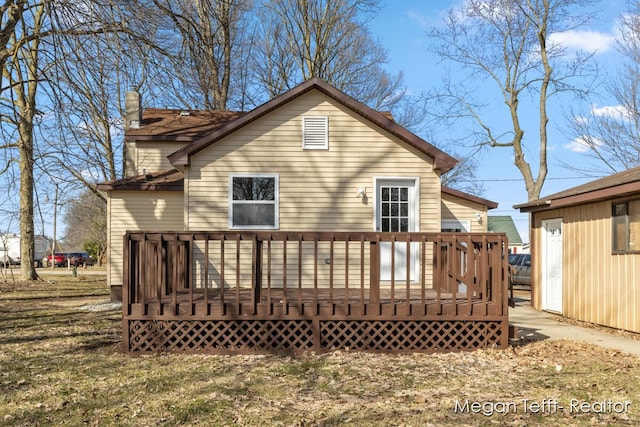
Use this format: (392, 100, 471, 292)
(302, 116, 328, 149)
(229, 175, 279, 229)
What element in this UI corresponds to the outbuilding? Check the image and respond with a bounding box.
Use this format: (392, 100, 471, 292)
(515, 167, 640, 333)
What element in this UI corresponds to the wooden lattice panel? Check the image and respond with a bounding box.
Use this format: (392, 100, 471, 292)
(127, 319, 314, 353)
(126, 318, 505, 353)
(320, 320, 503, 352)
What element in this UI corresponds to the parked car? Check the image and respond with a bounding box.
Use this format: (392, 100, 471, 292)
(511, 254, 531, 286)
(47, 253, 66, 267)
(508, 253, 525, 266)
(65, 252, 94, 267)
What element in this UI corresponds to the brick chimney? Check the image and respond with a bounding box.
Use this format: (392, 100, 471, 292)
(125, 91, 141, 130)
(124, 91, 141, 177)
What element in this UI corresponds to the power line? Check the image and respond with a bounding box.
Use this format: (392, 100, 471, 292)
(455, 176, 603, 183)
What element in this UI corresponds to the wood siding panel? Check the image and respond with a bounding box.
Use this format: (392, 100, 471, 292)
(441, 193, 488, 232)
(107, 192, 184, 288)
(531, 199, 640, 333)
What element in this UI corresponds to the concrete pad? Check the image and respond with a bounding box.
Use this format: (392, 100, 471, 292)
(509, 297, 640, 357)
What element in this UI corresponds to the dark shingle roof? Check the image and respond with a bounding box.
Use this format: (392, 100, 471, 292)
(126, 109, 244, 141)
(514, 166, 640, 212)
(441, 186, 498, 209)
(96, 169, 184, 191)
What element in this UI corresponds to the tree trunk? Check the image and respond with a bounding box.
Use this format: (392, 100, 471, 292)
(19, 127, 37, 280)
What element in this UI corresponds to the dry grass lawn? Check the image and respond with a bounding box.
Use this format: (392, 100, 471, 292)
(1, 273, 639, 426)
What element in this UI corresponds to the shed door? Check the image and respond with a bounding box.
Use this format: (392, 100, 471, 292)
(541, 218, 563, 313)
(376, 179, 418, 281)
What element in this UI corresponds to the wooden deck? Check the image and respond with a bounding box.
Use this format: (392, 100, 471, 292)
(122, 231, 509, 354)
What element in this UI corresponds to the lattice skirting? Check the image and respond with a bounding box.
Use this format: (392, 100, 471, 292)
(125, 318, 506, 354)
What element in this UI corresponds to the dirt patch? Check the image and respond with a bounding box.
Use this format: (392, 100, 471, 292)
(0, 278, 639, 426)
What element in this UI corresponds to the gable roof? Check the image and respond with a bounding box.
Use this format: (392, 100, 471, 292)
(167, 78, 458, 172)
(488, 216, 522, 244)
(441, 186, 498, 209)
(126, 109, 244, 142)
(96, 169, 184, 191)
(514, 166, 640, 212)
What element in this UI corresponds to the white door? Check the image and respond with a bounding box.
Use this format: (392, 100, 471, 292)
(541, 218, 563, 313)
(376, 179, 417, 281)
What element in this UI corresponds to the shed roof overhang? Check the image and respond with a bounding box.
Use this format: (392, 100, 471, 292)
(514, 166, 640, 212)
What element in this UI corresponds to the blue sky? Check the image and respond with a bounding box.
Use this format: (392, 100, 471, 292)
(370, 0, 628, 242)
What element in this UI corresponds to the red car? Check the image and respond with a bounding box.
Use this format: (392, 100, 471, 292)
(47, 253, 66, 267)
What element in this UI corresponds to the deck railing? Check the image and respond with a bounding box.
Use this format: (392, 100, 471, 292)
(122, 231, 509, 353)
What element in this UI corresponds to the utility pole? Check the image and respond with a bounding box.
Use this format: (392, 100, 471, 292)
(51, 184, 57, 270)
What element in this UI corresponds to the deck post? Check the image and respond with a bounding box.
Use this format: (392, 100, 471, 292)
(252, 235, 262, 315)
(370, 239, 380, 310)
(122, 233, 131, 353)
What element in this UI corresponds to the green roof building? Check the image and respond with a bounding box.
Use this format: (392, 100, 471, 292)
(488, 216, 524, 253)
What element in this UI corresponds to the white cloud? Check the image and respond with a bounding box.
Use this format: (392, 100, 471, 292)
(591, 104, 630, 119)
(573, 115, 590, 125)
(564, 136, 603, 153)
(549, 30, 616, 54)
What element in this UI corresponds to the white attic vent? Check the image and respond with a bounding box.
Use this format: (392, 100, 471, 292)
(302, 116, 328, 149)
(180, 111, 191, 117)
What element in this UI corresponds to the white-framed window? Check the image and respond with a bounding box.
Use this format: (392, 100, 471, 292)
(302, 116, 328, 149)
(229, 174, 279, 229)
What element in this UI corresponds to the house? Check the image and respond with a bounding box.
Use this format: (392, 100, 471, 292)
(441, 187, 497, 232)
(98, 78, 508, 353)
(515, 166, 640, 334)
(487, 216, 525, 254)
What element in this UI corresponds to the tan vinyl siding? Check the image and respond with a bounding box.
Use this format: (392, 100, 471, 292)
(441, 193, 488, 232)
(107, 191, 184, 288)
(531, 198, 640, 333)
(135, 141, 188, 174)
(186, 90, 440, 233)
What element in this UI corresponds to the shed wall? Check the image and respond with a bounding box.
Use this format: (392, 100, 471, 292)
(531, 198, 640, 333)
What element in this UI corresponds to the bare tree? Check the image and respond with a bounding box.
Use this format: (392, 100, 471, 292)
(40, 5, 160, 197)
(252, 0, 404, 110)
(0, 1, 27, 77)
(1, 1, 129, 280)
(63, 191, 106, 264)
(1, 1, 47, 280)
(428, 0, 596, 201)
(150, 0, 252, 110)
(564, 3, 640, 173)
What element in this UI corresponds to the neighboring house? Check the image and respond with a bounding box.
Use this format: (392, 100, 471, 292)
(515, 166, 640, 334)
(99, 78, 498, 300)
(487, 216, 525, 254)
